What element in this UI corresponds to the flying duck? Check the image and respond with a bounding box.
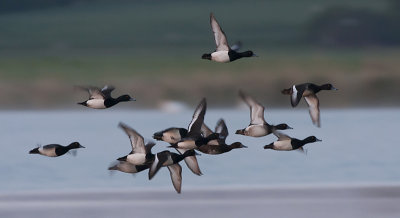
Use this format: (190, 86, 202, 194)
(153, 128, 202, 176)
(149, 150, 197, 193)
(236, 90, 292, 137)
(169, 98, 219, 150)
(264, 131, 321, 151)
(198, 119, 247, 155)
(108, 160, 182, 194)
(153, 127, 188, 144)
(76, 85, 136, 109)
(116, 122, 155, 166)
(281, 83, 338, 127)
(29, 142, 84, 157)
(108, 160, 149, 174)
(202, 13, 256, 63)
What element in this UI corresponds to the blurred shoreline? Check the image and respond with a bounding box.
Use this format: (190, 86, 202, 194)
(1, 184, 399, 218)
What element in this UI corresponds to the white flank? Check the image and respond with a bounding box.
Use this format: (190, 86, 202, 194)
(39, 147, 57, 157)
(127, 153, 146, 165)
(86, 99, 106, 109)
(211, 51, 230, 63)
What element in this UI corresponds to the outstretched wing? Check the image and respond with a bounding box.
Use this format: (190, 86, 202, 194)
(239, 91, 266, 125)
(201, 123, 213, 138)
(118, 122, 146, 154)
(210, 13, 230, 52)
(187, 98, 207, 138)
(175, 148, 202, 176)
(230, 41, 242, 52)
(75, 85, 104, 100)
(148, 151, 169, 180)
(273, 131, 292, 141)
(167, 163, 182, 194)
(101, 85, 115, 98)
(215, 119, 228, 141)
(291, 85, 305, 107)
(305, 94, 321, 127)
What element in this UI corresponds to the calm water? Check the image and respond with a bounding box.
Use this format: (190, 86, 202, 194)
(0, 108, 399, 192)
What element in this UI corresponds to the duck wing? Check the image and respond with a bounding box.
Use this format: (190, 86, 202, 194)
(148, 151, 169, 180)
(230, 41, 242, 52)
(304, 94, 321, 127)
(215, 119, 228, 142)
(273, 131, 292, 141)
(75, 85, 105, 100)
(187, 98, 207, 138)
(167, 163, 182, 194)
(210, 13, 230, 52)
(101, 85, 115, 98)
(145, 142, 156, 154)
(239, 91, 266, 125)
(175, 148, 202, 176)
(201, 123, 213, 138)
(118, 122, 146, 154)
(290, 84, 306, 107)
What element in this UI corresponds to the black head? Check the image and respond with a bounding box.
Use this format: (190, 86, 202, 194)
(69, 142, 85, 149)
(230, 142, 247, 149)
(117, 155, 128, 161)
(275, 124, 293, 130)
(304, 136, 322, 143)
(202, 53, 212, 60)
(240, 50, 256, 57)
(321, 84, 338, 91)
(117, 95, 136, 102)
(29, 147, 40, 154)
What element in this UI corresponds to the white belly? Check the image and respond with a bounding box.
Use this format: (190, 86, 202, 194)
(273, 140, 293, 151)
(246, 125, 268, 137)
(177, 140, 196, 150)
(127, 153, 146, 165)
(211, 51, 230, 63)
(86, 99, 106, 109)
(39, 148, 57, 157)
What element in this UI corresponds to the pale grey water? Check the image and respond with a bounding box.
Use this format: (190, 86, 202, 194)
(0, 108, 399, 193)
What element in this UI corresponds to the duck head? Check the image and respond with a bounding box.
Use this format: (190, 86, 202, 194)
(275, 123, 293, 130)
(240, 50, 257, 57)
(321, 84, 338, 91)
(116, 95, 136, 102)
(69, 142, 85, 149)
(304, 136, 322, 143)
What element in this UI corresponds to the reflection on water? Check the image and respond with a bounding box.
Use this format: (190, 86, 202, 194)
(0, 108, 399, 192)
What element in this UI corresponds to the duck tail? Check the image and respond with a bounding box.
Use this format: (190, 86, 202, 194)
(29, 147, 40, 154)
(264, 143, 274, 149)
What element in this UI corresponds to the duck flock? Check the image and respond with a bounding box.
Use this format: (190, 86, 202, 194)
(28, 13, 337, 193)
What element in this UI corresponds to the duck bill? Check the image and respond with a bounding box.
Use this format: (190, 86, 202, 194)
(252, 53, 258, 57)
(331, 86, 338, 91)
(129, 98, 136, 101)
(153, 132, 163, 140)
(79, 145, 85, 148)
(316, 138, 322, 142)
